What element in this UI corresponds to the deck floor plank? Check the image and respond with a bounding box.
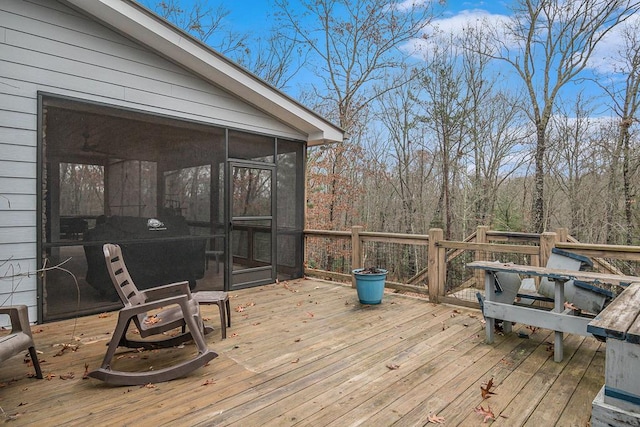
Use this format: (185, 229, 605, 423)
(0, 279, 604, 426)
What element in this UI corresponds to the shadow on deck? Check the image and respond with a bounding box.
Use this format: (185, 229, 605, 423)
(0, 278, 603, 426)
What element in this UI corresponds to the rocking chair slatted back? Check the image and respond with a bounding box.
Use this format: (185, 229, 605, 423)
(103, 243, 194, 338)
(105, 249, 145, 307)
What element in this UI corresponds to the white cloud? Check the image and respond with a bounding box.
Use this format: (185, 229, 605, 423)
(588, 14, 640, 74)
(403, 9, 511, 58)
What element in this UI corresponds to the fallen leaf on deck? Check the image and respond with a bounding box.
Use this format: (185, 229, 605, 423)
(83, 363, 90, 379)
(564, 301, 579, 311)
(60, 372, 75, 380)
(291, 358, 299, 363)
(144, 315, 161, 325)
(53, 343, 79, 357)
(202, 379, 216, 386)
(142, 383, 156, 389)
(235, 305, 244, 313)
(427, 414, 445, 424)
(481, 378, 496, 399)
(474, 405, 495, 423)
(98, 312, 111, 318)
(45, 373, 56, 381)
(386, 364, 400, 370)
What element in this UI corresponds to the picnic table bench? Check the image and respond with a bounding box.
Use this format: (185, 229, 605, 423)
(588, 282, 640, 426)
(467, 260, 639, 362)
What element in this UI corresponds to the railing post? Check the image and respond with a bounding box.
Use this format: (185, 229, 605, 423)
(540, 231, 557, 268)
(555, 227, 568, 242)
(428, 228, 444, 303)
(475, 226, 489, 289)
(351, 226, 363, 288)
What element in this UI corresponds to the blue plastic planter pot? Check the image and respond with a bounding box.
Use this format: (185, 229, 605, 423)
(352, 268, 388, 304)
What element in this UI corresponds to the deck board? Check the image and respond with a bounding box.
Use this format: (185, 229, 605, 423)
(0, 278, 604, 426)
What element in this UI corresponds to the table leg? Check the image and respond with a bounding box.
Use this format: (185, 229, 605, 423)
(554, 279, 566, 362)
(485, 272, 495, 344)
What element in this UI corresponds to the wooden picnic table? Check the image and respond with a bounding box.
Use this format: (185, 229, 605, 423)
(467, 261, 640, 362)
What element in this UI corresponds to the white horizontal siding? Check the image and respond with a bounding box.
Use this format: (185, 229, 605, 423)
(0, 194, 37, 211)
(0, 143, 36, 162)
(0, 226, 35, 244)
(0, 126, 37, 147)
(0, 160, 36, 179)
(0, 177, 35, 194)
(0, 210, 36, 227)
(0, 243, 36, 260)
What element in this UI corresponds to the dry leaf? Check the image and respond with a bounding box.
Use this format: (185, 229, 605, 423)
(235, 305, 245, 313)
(83, 363, 90, 380)
(142, 383, 156, 389)
(291, 358, 300, 363)
(60, 372, 75, 380)
(386, 364, 400, 370)
(98, 312, 111, 318)
(564, 301, 578, 311)
(202, 379, 215, 386)
(427, 413, 445, 424)
(481, 378, 496, 399)
(45, 373, 56, 381)
(53, 343, 79, 357)
(474, 405, 495, 423)
(143, 315, 161, 325)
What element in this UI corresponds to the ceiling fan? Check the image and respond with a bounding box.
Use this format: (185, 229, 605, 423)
(81, 131, 112, 157)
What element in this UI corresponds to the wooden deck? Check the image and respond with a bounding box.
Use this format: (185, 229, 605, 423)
(0, 278, 604, 426)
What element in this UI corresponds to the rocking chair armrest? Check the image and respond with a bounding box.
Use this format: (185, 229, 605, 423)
(141, 281, 192, 302)
(120, 295, 191, 317)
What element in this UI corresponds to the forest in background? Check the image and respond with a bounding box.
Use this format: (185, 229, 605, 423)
(144, 0, 640, 245)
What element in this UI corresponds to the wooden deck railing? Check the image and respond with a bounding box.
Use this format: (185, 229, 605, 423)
(304, 226, 640, 307)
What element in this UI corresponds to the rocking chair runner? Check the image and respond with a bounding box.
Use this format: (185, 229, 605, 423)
(89, 244, 217, 386)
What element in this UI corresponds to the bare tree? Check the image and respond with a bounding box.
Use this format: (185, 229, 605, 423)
(149, 0, 247, 54)
(375, 72, 431, 234)
(458, 22, 529, 231)
(546, 94, 600, 237)
(419, 34, 471, 238)
(275, 0, 440, 231)
(597, 18, 640, 244)
(488, 0, 640, 233)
